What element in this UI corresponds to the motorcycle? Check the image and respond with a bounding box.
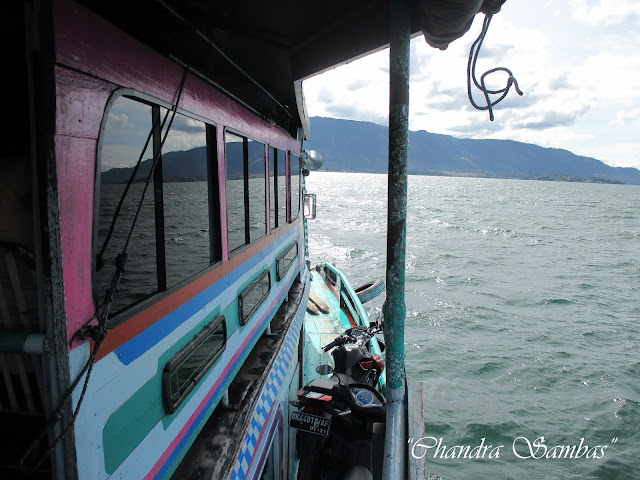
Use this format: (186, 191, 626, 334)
(292, 322, 386, 480)
(321, 322, 385, 388)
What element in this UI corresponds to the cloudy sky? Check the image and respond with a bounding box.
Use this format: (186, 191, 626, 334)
(303, 0, 640, 170)
(101, 98, 207, 171)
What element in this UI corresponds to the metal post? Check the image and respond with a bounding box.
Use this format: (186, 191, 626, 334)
(383, 0, 410, 478)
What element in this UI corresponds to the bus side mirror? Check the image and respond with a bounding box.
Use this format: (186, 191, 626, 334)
(303, 193, 316, 219)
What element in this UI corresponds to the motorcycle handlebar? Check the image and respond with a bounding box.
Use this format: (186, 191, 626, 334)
(323, 337, 344, 351)
(323, 325, 381, 351)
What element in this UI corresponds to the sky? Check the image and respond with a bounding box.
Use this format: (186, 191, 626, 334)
(101, 98, 207, 171)
(303, 0, 640, 170)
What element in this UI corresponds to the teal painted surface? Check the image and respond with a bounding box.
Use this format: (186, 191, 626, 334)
(102, 308, 222, 473)
(303, 271, 346, 383)
(317, 264, 385, 369)
(303, 266, 385, 389)
(159, 267, 303, 479)
(102, 372, 165, 474)
(158, 308, 225, 428)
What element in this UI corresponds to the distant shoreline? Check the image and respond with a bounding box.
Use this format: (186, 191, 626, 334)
(310, 169, 625, 185)
(102, 171, 625, 185)
(304, 117, 640, 185)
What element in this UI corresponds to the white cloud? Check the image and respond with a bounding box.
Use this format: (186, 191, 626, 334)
(159, 112, 207, 152)
(346, 79, 372, 91)
(569, 0, 640, 25)
(305, 48, 390, 127)
(163, 129, 206, 153)
(303, 2, 640, 170)
(571, 52, 640, 105)
(612, 108, 640, 125)
(107, 112, 135, 129)
(588, 142, 640, 168)
(101, 144, 147, 171)
(317, 87, 335, 104)
(171, 114, 206, 133)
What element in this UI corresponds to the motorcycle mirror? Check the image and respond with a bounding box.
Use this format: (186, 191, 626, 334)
(370, 320, 383, 331)
(316, 364, 334, 375)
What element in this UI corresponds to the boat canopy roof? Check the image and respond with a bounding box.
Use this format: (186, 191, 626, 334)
(78, 0, 507, 139)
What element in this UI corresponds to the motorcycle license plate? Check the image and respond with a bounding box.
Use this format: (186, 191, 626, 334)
(290, 411, 331, 436)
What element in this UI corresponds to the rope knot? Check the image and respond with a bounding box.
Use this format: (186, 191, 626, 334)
(467, 14, 523, 121)
(74, 322, 107, 343)
(90, 324, 108, 342)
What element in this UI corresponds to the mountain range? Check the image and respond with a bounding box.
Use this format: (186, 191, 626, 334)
(101, 142, 259, 184)
(304, 117, 640, 185)
(101, 117, 640, 185)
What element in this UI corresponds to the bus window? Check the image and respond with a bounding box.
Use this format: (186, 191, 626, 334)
(96, 95, 220, 323)
(289, 153, 300, 221)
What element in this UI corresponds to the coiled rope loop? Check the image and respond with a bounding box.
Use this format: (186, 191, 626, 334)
(467, 14, 523, 121)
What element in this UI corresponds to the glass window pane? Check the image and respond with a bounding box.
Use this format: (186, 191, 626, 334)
(269, 147, 276, 230)
(277, 149, 287, 226)
(162, 315, 226, 413)
(97, 96, 157, 317)
(248, 139, 266, 242)
(225, 132, 246, 252)
(161, 111, 210, 288)
(239, 271, 271, 325)
(276, 242, 298, 281)
(290, 153, 300, 221)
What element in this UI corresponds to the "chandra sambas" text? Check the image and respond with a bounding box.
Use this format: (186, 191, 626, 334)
(409, 436, 616, 460)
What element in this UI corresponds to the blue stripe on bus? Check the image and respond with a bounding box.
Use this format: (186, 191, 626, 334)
(114, 229, 297, 365)
(152, 261, 304, 479)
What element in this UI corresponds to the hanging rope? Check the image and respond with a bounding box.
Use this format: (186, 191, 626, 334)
(467, 14, 523, 121)
(20, 66, 190, 471)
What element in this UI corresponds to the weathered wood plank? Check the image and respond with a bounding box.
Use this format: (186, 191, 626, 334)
(408, 380, 426, 480)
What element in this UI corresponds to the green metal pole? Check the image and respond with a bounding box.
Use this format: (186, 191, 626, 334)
(383, 0, 410, 477)
(386, 0, 410, 392)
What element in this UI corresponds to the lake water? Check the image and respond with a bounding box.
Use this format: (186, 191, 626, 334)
(305, 172, 640, 480)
